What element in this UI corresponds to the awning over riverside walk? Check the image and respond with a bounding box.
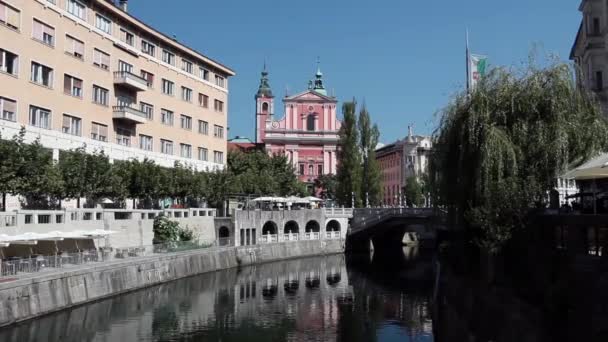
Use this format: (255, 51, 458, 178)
(563, 153, 608, 180)
(0, 230, 116, 246)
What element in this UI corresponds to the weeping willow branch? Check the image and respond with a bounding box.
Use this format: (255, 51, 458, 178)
(430, 61, 608, 252)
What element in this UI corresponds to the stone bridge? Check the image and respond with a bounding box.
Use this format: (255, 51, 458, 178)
(346, 208, 445, 253)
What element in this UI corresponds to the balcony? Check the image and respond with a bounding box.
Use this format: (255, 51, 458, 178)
(113, 71, 149, 92)
(112, 105, 147, 124)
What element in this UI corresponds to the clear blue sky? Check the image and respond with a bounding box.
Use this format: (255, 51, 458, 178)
(130, 0, 580, 144)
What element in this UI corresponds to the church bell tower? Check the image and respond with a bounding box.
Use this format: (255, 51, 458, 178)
(255, 64, 274, 144)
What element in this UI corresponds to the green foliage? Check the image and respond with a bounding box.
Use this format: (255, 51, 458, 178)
(153, 216, 195, 243)
(359, 105, 383, 206)
(404, 176, 423, 207)
(336, 101, 363, 207)
(430, 61, 608, 252)
(315, 174, 338, 200)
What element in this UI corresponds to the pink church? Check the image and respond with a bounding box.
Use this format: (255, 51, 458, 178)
(255, 66, 342, 192)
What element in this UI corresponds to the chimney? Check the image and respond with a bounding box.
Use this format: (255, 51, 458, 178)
(119, 0, 128, 12)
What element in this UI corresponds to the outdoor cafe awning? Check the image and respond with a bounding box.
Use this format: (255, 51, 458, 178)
(563, 153, 608, 180)
(0, 230, 117, 247)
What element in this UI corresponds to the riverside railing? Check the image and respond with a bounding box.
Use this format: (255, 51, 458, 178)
(0, 241, 219, 278)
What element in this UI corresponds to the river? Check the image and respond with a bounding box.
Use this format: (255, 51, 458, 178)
(0, 247, 435, 342)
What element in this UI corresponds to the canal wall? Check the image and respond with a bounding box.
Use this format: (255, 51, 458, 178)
(0, 239, 344, 328)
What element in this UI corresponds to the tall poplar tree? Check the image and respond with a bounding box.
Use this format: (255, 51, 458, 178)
(358, 105, 383, 206)
(336, 100, 362, 207)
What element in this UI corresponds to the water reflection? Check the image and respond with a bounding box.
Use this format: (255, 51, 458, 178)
(0, 249, 434, 342)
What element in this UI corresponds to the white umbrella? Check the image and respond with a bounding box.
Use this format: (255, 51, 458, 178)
(303, 196, 323, 202)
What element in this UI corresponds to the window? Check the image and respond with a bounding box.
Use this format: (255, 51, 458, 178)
(0, 97, 16, 122)
(0, 2, 20, 30)
(33, 20, 55, 46)
(200, 67, 209, 81)
(162, 79, 174, 95)
(198, 147, 208, 161)
(593, 17, 601, 36)
(92, 85, 108, 105)
(66, 0, 86, 20)
(65, 35, 84, 59)
(299, 164, 305, 175)
(30, 62, 53, 87)
(62, 114, 81, 136)
(118, 60, 133, 73)
(0, 48, 19, 75)
(64, 74, 83, 97)
(318, 165, 323, 176)
(307, 114, 315, 131)
(140, 70, 154, 87)
(93, 49, 110, 70)
(95, 14, 111, 33)
(180, 114, 192, 130)
(139, 134, 153, 151)
(29, 106, 51, 129)
(180, 144, 192, 158)
(597, 71, 604, 91)
(141, 40, 155, 56)
(140, 102, 153, 120)
(115, 127, 132, 146)
(162, 50, 175, 65)
(182, 59, 193, 73)
(213, 125, 224, 138)
(198, 93, 208, 108)
(91, 122, 108, 142)
(215, 75, 225, 88)
(198, 120, 208, 135)
(214, 99, 224, 112)
(120, 28, 134, 46)
(214, 151, 224, 164)
(161, 108, 174, 125)
(309, 165, 314, 176)
(161, 139, 173, 155)
(181, 87, 192, 102)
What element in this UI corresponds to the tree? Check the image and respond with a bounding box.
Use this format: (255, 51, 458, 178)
(358, 105, 383, 206)
(16, 138, 59, 209)
(404, 176, 423, 207)
(336, 101, 362, 207)
(315, 174, 337, 200)
(0, 130, 22, 211)
(58, 147, 88, 207)
(430, 62, 608, 252)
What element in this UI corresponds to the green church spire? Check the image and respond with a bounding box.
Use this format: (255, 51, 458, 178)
(313, 58, 327, 95)
(256, 62, 273, 98)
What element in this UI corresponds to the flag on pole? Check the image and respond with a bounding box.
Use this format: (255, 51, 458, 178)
(466, 30, 488, 92)
(469, 54, 488, 90)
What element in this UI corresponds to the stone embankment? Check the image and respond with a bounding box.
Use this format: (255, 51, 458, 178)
(0, 239, 343, 328)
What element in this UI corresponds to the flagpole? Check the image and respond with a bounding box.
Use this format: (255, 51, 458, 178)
(466, 29, 470, 94)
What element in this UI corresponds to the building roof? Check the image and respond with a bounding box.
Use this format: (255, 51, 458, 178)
(228, 136, 254, 144)
(97, 0, 235, 77)
(256, 65, 274, 98)
(570, 21, 584, 60)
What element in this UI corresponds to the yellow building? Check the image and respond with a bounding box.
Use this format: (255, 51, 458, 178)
(0, 0, 235, 170)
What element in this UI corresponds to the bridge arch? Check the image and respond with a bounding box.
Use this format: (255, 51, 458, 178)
(305, 220, 320, 233)
(284, 220, 299, 234)
(262, 221, 278, 235)
(326, 220, 341, 232)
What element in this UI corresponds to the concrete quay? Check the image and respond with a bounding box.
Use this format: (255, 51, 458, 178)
(0, 239, 344, 328)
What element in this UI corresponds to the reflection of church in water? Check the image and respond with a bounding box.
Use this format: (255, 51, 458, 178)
(255, 63, 342, 193)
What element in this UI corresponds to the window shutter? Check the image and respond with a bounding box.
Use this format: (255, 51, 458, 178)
(93, 49, 101, 64)
(74, 78, 82, 89)
(102, 52, 110, 66)
(66, 36, 75, 53)
(91, 123, 99, 136)
(42, 23, 54, 37)
(63, 76, 71, 93)
(33, 20, 43, 40)
(99, 124, 108, 138)
(3, 99, 16, 113)
(75, 40, 84, 56)
(0, 4, 6, 23)
(6, 7, 18, 28)
(62, 115, 70, 129)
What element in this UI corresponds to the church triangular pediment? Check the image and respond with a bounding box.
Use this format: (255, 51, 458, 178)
(284, 90, 337, 102)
